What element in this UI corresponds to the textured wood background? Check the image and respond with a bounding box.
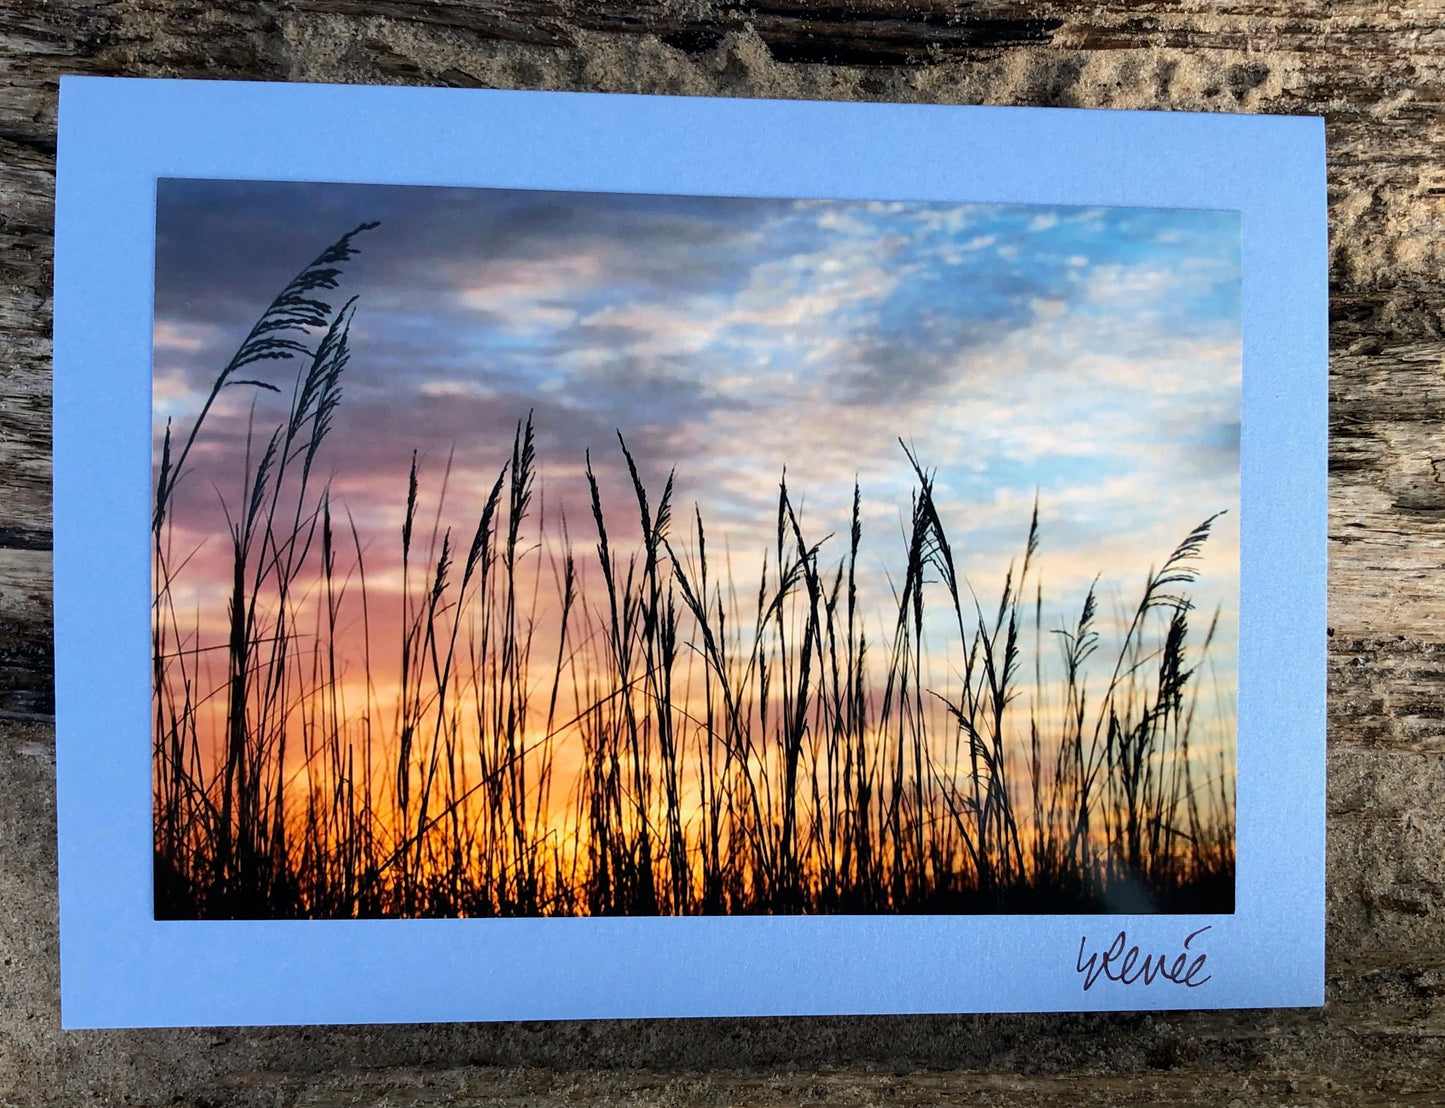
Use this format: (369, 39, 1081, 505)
(2, 3, 1442, 1105)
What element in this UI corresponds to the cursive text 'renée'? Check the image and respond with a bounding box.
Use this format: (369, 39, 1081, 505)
(1075, 926, 1212, 991)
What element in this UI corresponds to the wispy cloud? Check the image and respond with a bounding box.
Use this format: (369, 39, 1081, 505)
(154, 181, 1240, 681)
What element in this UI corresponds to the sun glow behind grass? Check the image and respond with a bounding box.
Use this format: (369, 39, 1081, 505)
(152, 189, 1239, 919)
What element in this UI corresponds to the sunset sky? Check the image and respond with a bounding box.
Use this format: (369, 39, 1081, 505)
(153, 179, 1241, 761)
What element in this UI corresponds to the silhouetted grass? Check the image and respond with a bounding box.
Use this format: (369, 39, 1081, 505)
(153, 226, 1236, 920)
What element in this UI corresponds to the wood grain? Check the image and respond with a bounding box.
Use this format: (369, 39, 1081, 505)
(2, 2, 1442, 1104)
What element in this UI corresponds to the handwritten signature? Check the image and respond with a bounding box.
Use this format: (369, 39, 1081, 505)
(1075, 925, 1212, 991)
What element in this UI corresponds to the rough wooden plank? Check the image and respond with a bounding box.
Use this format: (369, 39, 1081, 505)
(0, 133, 54, 544)
(0, 551, 51, 719)
(1331, 344, 1445, 640)
(294, 0, 1067, 63)
(1, 1, 1444, 1105)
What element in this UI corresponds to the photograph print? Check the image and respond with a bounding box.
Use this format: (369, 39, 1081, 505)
(150, 179, 1239, 922)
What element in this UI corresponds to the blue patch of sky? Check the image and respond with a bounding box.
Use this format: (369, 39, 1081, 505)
(157, 183, 1239, 434)
(155, 179, 1240, 727)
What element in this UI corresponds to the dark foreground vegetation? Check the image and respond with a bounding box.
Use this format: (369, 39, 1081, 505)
(153, 225, 1235, 919)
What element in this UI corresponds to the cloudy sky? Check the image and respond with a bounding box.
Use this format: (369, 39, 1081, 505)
(153, 178, 1240, 759)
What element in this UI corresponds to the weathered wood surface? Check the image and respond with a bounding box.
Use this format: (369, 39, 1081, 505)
(2, 2, 1443, 1104)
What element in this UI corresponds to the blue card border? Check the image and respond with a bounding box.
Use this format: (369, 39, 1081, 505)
(53, 76, 1327, 1028)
